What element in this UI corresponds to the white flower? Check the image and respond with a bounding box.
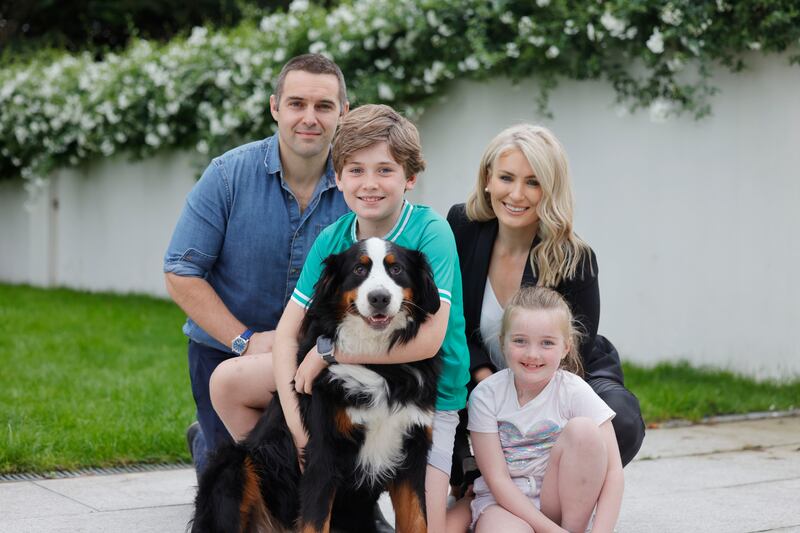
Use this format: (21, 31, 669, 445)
(661, 4, 683, 26)
(600, 12, 627, 38)
(289, 0, 309, 13)
(528, 35, 546, 47)
(647, 28, 664, 54)
(215, 70, 232, 89)
(188, 27, 208, 46)
(375, 58, 392, 70)
(274, 48, 286, 62)
(157, 123, 170, 137)
(377, 83, 395, 101)
(145, 132, 161, 147)
(506, 43, 520, 58)
(307, 28, 321, 41)
(423, 61, 446, 84)
(545, 45, 560, 59)
(459, 55, 480, 71)
(648, 98, 674, 123)
(587, 23, 596, 41)
(500, 12, 514, 25)
(667, 57, 684, 72)
(377, 33, 392, 49)
(748, 41, 762, 51)
(536, 0, 550, 6)
(518, 16, 533, 34)
(564, 20, 578, 36)
(438, 24, 453, 37)
(100, 140, 115, 156)
(197, 140, 209, 154)
(309, 41, 326, 54)
(426, 10, 439, 28)
(338, 40, 354, 54)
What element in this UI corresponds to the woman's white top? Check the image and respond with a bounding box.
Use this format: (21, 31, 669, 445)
(479, 279, 507, 370)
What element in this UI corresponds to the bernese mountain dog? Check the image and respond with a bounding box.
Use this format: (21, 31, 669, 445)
(191, 237, 442, 533)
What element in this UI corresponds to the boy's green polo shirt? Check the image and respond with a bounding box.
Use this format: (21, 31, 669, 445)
(291, 201, 469, 411)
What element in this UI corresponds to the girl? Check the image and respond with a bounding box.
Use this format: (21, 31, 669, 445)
(461, 286, 623, 533)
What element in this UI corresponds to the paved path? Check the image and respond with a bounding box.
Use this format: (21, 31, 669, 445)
(2, 416, 799, 532)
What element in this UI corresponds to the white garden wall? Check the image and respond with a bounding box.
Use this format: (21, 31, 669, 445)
(1, 53, 798, 378)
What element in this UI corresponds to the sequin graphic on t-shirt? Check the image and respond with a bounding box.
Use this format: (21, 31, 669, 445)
(499, 419, 561, 468)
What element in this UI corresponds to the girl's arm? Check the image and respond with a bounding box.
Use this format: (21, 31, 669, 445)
(471, 432, 568, 533)
(590, 420, 624, 533)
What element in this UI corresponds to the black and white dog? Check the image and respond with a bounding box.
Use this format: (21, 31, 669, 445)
(191, 237, 441, 533)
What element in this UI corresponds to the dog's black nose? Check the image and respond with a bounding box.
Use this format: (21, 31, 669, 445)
(367, 289, 391, 311)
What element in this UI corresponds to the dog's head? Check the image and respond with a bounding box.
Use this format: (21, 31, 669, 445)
(304, 237, 440, 351)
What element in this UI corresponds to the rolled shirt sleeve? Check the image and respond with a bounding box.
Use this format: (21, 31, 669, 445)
(164, 160, 229, 278)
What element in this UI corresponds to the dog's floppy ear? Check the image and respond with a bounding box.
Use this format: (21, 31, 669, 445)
(312, 250, 344, 306)
(410, 249, 441, 317)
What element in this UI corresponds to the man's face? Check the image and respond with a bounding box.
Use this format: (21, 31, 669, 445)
(270, 71, 347, 161)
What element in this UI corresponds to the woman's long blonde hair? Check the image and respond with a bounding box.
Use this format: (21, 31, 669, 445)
(500, 287, 584, 377)
(466, 124, 590, 286)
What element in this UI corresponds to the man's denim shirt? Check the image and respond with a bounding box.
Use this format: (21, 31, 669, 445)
(164, 134, 349, 353)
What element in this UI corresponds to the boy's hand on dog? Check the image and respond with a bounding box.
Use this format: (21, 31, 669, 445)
(294, 347, 329, 394)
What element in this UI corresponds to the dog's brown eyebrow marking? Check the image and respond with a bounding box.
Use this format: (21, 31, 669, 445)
(385, 253, 396, 264)
(359, 254, 371, 265)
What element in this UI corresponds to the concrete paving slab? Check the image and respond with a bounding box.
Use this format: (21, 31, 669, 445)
(0, 480, 92, 520)
(32, 468, 197, 512)
(2, 504, 194, 533)
(639, 416, 800, 459)
(619, 466, 800, 532)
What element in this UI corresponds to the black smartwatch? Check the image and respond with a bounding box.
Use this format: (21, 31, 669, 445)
(316, 335, 337, 365)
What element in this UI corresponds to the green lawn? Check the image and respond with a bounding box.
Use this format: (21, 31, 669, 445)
(0, 284, 194, 474)
(1, 283, 798, 474)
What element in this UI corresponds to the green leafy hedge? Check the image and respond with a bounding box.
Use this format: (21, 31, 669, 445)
(1, 0, 798, 185)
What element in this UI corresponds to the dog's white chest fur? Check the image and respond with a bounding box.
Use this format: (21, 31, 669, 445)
(327, 364, 433, 486)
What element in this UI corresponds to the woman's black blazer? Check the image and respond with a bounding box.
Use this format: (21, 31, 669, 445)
(446, 203, 623, 383)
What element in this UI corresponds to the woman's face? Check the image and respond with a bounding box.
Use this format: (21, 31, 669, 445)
(485, 149, 543, 231)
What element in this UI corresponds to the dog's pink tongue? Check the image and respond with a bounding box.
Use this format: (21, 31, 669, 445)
(369, 314, 390, 324)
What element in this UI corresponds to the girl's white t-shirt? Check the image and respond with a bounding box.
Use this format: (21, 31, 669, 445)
(468, 369, 615, 479)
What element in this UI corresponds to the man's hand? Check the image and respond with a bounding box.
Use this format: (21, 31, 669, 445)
(294, 346, 329, 394)
(245, 330, 276, 355)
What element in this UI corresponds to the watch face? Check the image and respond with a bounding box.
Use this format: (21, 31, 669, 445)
(232, 337, 246, 354)
(317, 336, 334, 355)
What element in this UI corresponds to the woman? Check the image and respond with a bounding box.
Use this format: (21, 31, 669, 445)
(446, 124, 644, 485)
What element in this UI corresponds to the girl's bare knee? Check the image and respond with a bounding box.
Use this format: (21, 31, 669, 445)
(563, 417, 604, 449)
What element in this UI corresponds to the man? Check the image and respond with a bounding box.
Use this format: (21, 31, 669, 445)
(163, 54, 349, 475)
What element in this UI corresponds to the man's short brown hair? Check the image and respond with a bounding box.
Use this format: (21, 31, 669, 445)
(273, 54, 347, 111)
(332, 104, 426, 178)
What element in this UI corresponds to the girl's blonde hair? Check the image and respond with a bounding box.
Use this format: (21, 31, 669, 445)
(499, 287, 584, 377)
(466, 124, 591, 286)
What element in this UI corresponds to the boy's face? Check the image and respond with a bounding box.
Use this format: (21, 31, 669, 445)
(335, 141, 416, 238)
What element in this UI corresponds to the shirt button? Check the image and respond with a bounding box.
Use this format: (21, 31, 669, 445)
(291, 268, 299, 274)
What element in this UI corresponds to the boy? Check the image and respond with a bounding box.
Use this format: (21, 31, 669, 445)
(272, 104, 470, 531)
